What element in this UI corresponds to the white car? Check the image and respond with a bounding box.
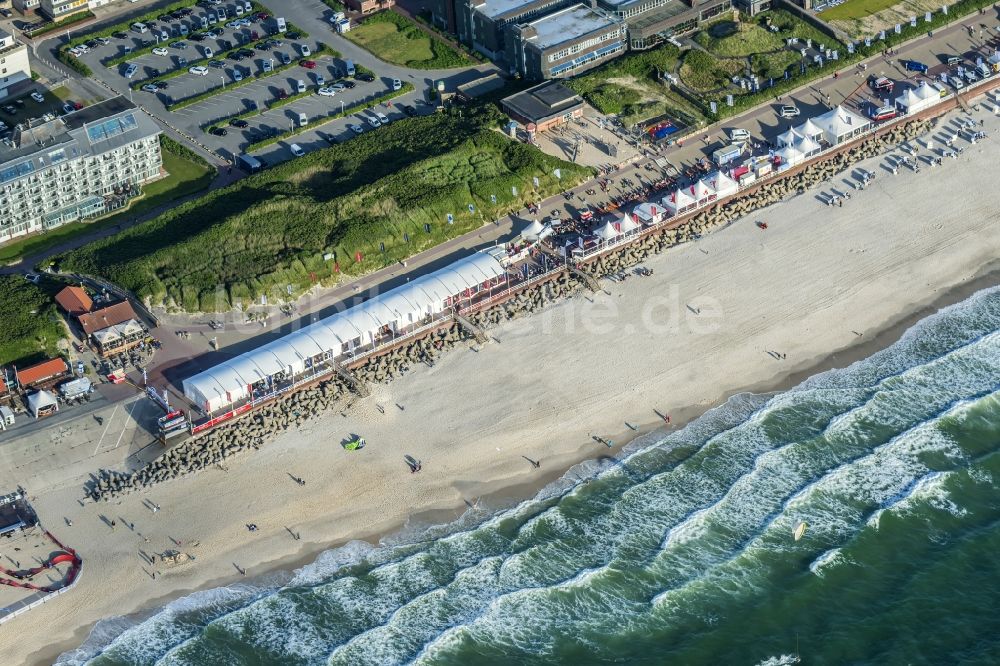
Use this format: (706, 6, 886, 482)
(374, 110, 388, 123)
(189, 65, 209, 75)
(317, 86, 336, 96)
(348, 123, 363, 134)
(366, 115, 381, 128)
(30, 91, 45, 103)
(299, 44, 311, 57)
(232, 68, 243, 81)
(290, 143, 304, 157)
(141, 83, 159, 92)
(331, 82, 345, 91)
(152, 47, 169, 56)
(779, 104, 800, 118)
(316, 74, 325, 86)
(392, 78, 401, 91)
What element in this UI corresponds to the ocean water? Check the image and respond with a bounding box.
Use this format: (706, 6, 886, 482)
(58, 286, 1000, 666)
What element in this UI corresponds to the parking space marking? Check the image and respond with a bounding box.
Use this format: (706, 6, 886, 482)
(93, 403, 119, 456)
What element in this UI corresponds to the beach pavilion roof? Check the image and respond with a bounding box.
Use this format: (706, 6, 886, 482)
(182, 251, 507, 412)
(27, 390, 58, 418)
(617, 214, 640, 234)
(792, 134, 822, 155)
(776, 144, 806, 166)
(662, 187, 695, 212)
(690, 179, 714, 201)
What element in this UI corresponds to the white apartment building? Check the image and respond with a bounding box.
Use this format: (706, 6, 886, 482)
(0, 97, 162, 244)
(0, 29, 32, 102)
(40, 0, 88, 20)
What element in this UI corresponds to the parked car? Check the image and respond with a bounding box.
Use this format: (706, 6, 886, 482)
(276, 88, 288, 99)
(357, 72, 374, 82)
(348, 123, 363, 134)
(170, 40, 187, 48)
(341, 80, 356, 89)
(299, 43, 310, 57)
(153, 46, 169, 56)
(262, 60, 272, 72)
(230, 118, 249, 128)
(210, 126, 228, 136)
(392, 78, 401, 91)
(289, 143, 304, 157)
(189, 65, 209, 75)
(300, 60, 316, 69)
(154, 80, 169, 89)
(317, 86, 336, 96)
(374, 110, 389, 124)
(295, 79, 306, 93)
(902, 59, 928, 73)
(141, 83, 159, 92)
(401, 104, 416, 117)
(30, 91, 45, 103)
(232, 68, 243, 81)
(124, 63, 139, 78)
(365, 114, 381, 128)
(278, 52, 290, 65)
(779, 104, 800, 118)
(315, 74, 325, 86)
(297, 112, 308, 127)
(868, 75, 894, 93)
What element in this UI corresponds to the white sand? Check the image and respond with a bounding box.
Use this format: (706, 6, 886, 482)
(3, 107, 1000, 664)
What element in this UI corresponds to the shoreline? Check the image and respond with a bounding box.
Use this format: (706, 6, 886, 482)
(37, 261, 1000, 666)
(6, 100, 1000, 665)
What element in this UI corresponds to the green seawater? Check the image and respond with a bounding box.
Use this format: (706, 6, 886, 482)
(63, 287, 1000, 666)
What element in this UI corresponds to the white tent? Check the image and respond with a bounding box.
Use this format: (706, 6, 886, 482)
(594, 221, 622, 241)
(794, 119, 824, 141)
(812, 105, 871, 145)
(27, 390, 58, 419)
(690, 179, 715, 204)
(522, 220, 546, 241)
(776, 144, 806, 167)
(776, 128, 803, 148)
(632, 201, 664, 225)
(792, 133, 822, 156)
(709, 171, 739, 197)
(662, 188, 696, 215)
(183, 250, 507, 413)
(896, 81, 940, 114)
(617, 215, 641, 235)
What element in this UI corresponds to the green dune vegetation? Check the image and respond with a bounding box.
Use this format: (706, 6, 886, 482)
(0, 276, 64, 366)
(51, 103, 591, 313)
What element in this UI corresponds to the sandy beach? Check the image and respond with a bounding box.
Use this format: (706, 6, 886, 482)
(2, 103, 1000, 664)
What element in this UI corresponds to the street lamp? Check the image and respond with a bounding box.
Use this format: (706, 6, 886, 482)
(220, 74, 225, 90)
(340, 100, 344, 114)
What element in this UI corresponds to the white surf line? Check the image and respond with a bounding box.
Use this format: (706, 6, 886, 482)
(113, 399, 141, 450)
(93, 403, 120, 456)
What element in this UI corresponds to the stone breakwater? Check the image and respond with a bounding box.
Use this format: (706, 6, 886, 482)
(85, 118, 932, 502)
(580, 118, 934, 278)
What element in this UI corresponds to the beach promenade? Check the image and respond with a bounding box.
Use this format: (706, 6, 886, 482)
(2, 92, 999, 663)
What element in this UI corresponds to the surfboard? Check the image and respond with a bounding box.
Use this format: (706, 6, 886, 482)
(793, 520, 808, 541)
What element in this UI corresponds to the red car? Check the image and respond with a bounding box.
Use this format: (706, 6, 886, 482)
(256, 12, 270, 20)
(277, 88, 288, 99)
(300, 60, 316, 69)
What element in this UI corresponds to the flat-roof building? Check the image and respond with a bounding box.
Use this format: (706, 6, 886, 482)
(0, 97, 162, 246)
(0, 29, 32, 102)
(39, 0, 89, 20)
(441, 0, 575, 60)
(597, 0, 734, 49)
(501, 80, 585, 131)
(507, 4, 626, 79)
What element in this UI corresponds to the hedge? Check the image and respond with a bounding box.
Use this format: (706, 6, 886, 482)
(25, 10, 95, 38)
(160, 134, 212, 169)
(245, 82, 414, 150)
(165, 43, 336, 111)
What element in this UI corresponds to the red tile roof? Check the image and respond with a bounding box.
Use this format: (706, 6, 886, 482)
(78, 301, 140, 336)
(55, 286, 94, 316)
(16, 358, 69, 387)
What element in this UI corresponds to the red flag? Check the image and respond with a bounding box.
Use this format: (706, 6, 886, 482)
(652, 205, 657, 216)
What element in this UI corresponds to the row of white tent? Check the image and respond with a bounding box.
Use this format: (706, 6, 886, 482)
(661, 171, 740, 216)
(895, 80, 943, 115)
(184, 249, 508, 413)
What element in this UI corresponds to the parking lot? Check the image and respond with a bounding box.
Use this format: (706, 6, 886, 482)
(50, 0, 496, 166)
